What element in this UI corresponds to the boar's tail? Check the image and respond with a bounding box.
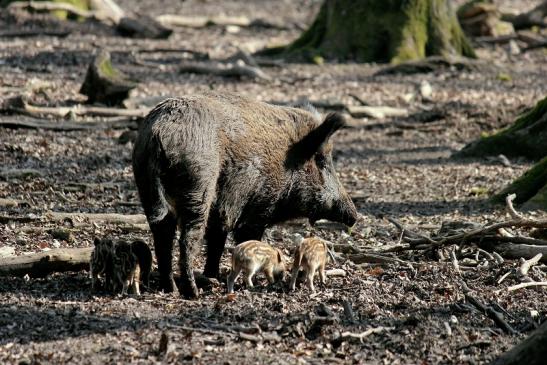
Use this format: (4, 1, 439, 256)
(133, 131, 172, 225)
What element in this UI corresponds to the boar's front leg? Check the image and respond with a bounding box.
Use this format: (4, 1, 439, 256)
(203, 208, 228, 279)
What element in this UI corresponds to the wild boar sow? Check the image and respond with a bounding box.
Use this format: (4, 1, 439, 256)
(132, 92, 358, 298)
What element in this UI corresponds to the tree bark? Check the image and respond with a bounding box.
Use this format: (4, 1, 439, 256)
(0, 248, 93, 278)
(260, 0, 475, 63)
(457, 96, 547, 160)
(490, 321, 547, 365)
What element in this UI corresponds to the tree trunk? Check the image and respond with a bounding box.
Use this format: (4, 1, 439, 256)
(490, 321, 547, 365)
(457, 96, 547, 160)
(261, 0, 475, 63)
(493, 157, 547, 211)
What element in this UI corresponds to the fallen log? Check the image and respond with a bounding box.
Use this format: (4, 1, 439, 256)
(180, 62, 270, 81)
(4, 95, 148, 119)
(0, 117, 137, 131)
(46, 211, 147, 225)
(0, 247, 93, 278)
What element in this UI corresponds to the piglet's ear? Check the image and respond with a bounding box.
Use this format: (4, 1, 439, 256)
(286, 112, 345, 167)
(277, 250, 283, 262)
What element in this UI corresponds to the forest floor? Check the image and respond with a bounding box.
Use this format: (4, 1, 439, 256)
(1, 0, 547, 364)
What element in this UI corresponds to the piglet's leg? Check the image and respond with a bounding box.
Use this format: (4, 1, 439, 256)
(227, 267, 242, 294)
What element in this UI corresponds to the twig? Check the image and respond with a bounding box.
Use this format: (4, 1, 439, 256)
(519, 254, 543, 277)
(340, 327, 393, 342)
(450, 246, 461, 275)
(506, 281, 547, 292)
(465, 294, 517, 334)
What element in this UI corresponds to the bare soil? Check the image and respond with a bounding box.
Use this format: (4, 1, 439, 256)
(1, 1, 546, 364)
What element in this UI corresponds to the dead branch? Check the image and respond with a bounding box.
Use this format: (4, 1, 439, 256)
(465, 294, 517, 334)
(482, 243, 547, 263)
(8, 1, 108, 22)
(155, 14, 284, 29)
(502, 1, 547, 30)
(0, 247, 93, 278)
(180, 62, 270, 81)
(4, 96, 149, 119)
(348, 252, 412, 266)
(519, 254, 543, 277)
(0, 117, 137, 131)
(340, 326, 393, 342)
(506, 281, 547, 292)
(0, 30, 71, 38)
(46, 211, 147, 225)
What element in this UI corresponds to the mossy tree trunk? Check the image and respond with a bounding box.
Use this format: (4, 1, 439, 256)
(493, 157, 547, 211)
(458, 96, 547, 160)
(265, 0, 475, 63)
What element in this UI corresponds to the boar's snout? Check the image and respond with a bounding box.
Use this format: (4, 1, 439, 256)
(335, 193, 358, 227)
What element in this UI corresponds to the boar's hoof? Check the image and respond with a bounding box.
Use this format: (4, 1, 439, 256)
(159, 277, 178, 294)
(179, 279, 200, 299)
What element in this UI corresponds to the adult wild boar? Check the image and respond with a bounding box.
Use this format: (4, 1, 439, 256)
(132, 93, 358, 298)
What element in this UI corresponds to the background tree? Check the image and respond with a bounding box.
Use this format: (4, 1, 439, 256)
(457, 96, 547, 211)
(262, 0, 475, 63)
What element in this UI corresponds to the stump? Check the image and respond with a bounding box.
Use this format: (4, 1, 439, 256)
(79, 49, 137, 105)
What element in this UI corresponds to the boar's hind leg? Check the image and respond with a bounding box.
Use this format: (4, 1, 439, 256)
(149, 213, 177, 293)
(176, 181, 217, 299)
(203, 208, 228, 278)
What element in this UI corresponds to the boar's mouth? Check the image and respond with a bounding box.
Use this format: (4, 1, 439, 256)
(309, 207, 357, 228)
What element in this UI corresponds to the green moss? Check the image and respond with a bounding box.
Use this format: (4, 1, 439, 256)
(493, 156, 547, 205)
(98, 57, 118, 79)
(458, 96, 547, 160)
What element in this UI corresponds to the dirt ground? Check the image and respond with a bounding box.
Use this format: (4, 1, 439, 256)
(1, 1, 547, 364)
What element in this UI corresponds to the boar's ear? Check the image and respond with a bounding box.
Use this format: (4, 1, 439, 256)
(286, 112, 345, 167)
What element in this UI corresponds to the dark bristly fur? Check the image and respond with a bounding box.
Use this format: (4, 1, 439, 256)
(129, 239, 152, 290)
(112, 241, 141, 295)
(132, 92, 358, 298)
(90, 238, 115, 292)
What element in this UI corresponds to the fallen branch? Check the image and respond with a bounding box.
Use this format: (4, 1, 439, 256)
(518, 254, 543, 277)
(348, 252, 411, 266)
(4, 96, 149, 119)
(156, 14, 284, 29)
(506, 281, 547, 292)
(0, 247, 93, 278)
(0, 30, 71, 38)
(340, 326, 393, 342)
(0, 117, 137, 131)
(46, 211, 147, 225)
(180, 62, 270, 80)
(465, 294, 517, 334)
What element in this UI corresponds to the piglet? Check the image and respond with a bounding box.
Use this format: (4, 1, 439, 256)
(289, 235, 329, 292)
(227, 240, 286, 294)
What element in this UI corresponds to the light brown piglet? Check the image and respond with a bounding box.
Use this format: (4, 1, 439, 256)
(289, 236, 328, 292)
(227, 240, 286, 294)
